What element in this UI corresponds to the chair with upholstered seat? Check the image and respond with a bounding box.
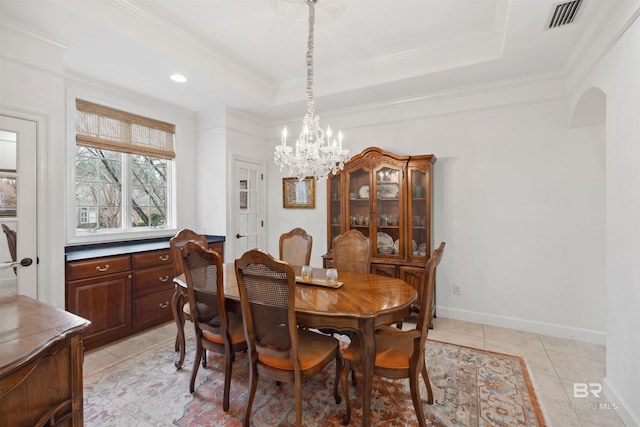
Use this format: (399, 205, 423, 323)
(2, 224, 17, 275)
(235, 249, 346, 427)
(170, 229, 209, 369)
(331, 229, 371, 273)
(340, 242, 445, 426)
(181, 241, 247, 410)
(279, 227, 312, 266)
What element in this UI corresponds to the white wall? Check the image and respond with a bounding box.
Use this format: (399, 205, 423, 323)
(570, 10, 640, 426)
(195, 108, 227, 237)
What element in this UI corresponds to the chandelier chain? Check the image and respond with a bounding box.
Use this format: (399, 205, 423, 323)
(306, 0, 315, 118)
(274, 0, 349, 181)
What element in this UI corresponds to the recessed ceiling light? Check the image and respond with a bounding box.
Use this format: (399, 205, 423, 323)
(170, 74, 187, 83)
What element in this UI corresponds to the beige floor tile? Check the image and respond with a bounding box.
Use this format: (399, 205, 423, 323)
(83, 349, 122, 376)
(548, 351, 606, 384)
(530, 372, 578, 420)
(540, 335, 606, 362)
(575, 404, 626, 426)
(431, 317, 485, 338)
(484, 325, 546, 351)
(484, 338, 547, 360)
(544, 410, 582, 427)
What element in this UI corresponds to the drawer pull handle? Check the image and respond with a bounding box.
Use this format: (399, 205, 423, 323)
(159, 255, 170, 262)
(95, 264, 110, 272)
(159, 275, 169, 282)
(159, 301, 169, 308)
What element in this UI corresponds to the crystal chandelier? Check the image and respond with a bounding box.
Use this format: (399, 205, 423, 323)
(274, 0, 349, 181)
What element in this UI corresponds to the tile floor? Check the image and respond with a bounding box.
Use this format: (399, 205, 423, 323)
(84, 317, 627, 427)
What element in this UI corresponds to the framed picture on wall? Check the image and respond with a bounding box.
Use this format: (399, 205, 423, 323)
(283, 177, 316, 209)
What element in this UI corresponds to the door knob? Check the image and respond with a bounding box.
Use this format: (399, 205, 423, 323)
(236, 233, 245, 239)
(20, 258, 33, 267)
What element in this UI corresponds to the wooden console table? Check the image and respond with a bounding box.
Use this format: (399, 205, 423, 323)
(0, 295, 91, 426)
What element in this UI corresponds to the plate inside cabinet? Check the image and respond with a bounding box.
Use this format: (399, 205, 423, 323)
(358, 184, 369, 199)
(377, 183, 399, 198)
(377, 232, 393, 249)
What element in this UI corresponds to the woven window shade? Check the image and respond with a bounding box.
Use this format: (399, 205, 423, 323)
(76, 99, 175, 160)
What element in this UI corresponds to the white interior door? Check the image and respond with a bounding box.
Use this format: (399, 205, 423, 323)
(232, 158, 265, 260)
(0, 115, 38, 298)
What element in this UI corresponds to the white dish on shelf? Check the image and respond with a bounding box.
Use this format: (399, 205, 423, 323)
(377, 232, 393, 249)
(358, 184, 369, 199)
(377, 183, 399, 198)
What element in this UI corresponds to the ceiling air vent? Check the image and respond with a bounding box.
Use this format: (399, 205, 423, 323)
(547, 0, 583, 29)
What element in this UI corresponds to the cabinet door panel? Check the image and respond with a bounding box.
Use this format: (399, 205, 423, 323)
(67, 272, 131, 342)
(399, 266, 425, 307)
(371, 263, 397, 278)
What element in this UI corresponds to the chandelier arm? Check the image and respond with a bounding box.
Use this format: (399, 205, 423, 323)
(306, 0, 315, 118)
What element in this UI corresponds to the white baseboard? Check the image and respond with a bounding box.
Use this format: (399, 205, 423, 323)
(604, 379, 640, 427)
(436, 306, 606, 345)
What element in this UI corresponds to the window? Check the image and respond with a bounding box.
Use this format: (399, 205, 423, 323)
(74, 99, 174, 234)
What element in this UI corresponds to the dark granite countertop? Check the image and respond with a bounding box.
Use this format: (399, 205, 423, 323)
(65, 235, 225, 262)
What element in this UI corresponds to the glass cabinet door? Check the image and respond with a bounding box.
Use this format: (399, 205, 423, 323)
(408, 167, 429, 260)
(327, 173, 342, 249)
(346, 167, 371, 240)
(373, 166, 401, 257)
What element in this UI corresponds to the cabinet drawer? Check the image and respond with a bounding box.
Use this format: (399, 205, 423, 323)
(132, 249, 173, 269)
(132, 264, 175, 297)
(133, 288, 174, 325)
(67, 255, 131, 281)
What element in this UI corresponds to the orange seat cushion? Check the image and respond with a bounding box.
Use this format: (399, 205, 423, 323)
(258, 329, 338, 371)
(201, 312, 246, 345)
(343, 326, 413, 370)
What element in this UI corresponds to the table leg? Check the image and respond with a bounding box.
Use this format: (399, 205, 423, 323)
(171, 285, 187, 369)
(358, 318, 375, 427)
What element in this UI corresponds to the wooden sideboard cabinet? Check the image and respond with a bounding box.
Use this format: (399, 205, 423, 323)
(324, 147, 436, 310)
(0, 295, 90, 427)
(65, 236, 225, 350)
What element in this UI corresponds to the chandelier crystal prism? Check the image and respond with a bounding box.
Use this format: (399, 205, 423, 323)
(274, 0, 349, 181)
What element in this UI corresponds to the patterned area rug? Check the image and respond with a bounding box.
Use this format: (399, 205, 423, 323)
(84, 336, 548, 426)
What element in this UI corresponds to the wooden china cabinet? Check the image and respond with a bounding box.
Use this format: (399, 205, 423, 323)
(323, 147, 436, 309)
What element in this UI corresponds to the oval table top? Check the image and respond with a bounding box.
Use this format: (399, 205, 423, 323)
(220, 263, 416, 320)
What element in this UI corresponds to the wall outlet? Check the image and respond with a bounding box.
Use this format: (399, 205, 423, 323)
(453, 284, 462, 296)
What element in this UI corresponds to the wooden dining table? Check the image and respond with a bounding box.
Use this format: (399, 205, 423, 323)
(173, 263, 416, 427)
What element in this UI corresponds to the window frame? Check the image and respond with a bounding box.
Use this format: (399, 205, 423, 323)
(66, 91, 177, 245)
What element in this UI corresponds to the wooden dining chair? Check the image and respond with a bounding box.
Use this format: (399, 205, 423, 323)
(181, 241, 247, 410)
(170, 229, 209, 369)
(331, 229, 371, 273)
(340, 242, 445, 426)
(2, 224, 17, 275)
(235, 249, 346, 427)
(279, 227, 312, 266)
